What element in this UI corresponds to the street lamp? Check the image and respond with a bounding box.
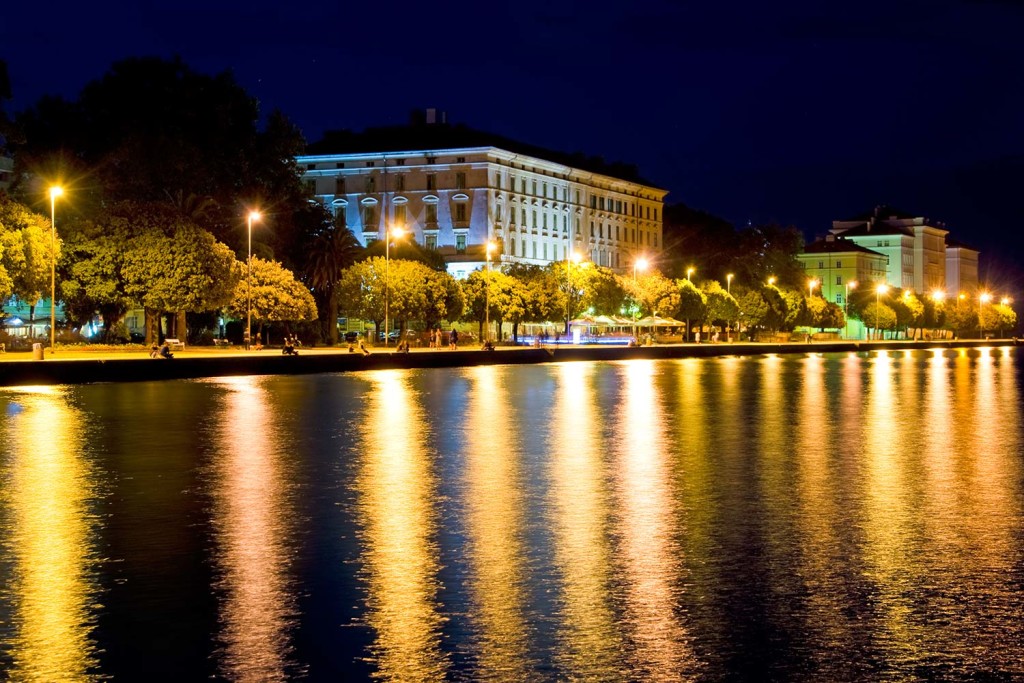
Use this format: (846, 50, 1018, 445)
(687, 266, 695, 282)
(385, 226, 405, 347)
(979, 292, 992, 339)
(485, 240, 496, 343)
(844, 280, 857, 339)
(726, 273, 734, 341)
(246, 210, 260, 350)
(566, 250, 582, 336)
(49, 186, 63, 353)
(808, 278, 818, 299)
(875, 283, 889, 341)
(633, 256, 649, 282)
(767, 276, 776, 287)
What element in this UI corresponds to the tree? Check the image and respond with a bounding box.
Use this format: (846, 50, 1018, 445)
(702, 280, 740, 334)
(625, 270, 679, 319)
(735, 223, 805, 287)
(302, 213, 363, 344)
(227, 257, 317, 341)
(675, 278, 707, 341)
(0, 196, 59, 325)
(891, 292, 924, 338)
(735, 286, 768, 338)
(863, 302, 897, 339)
(122, 224, 239, 341)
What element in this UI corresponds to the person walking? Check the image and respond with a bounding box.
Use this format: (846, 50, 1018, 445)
(449, 328, 459, 350)
(434, 327, 442, 350)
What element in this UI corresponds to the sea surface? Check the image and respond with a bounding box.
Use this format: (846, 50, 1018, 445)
(1, 347, 1022, 681)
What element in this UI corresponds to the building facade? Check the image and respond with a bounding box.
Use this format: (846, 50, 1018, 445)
(297, 124, 667, 279)
(829, 206, 980, 295)
(797, 235, 889, 338)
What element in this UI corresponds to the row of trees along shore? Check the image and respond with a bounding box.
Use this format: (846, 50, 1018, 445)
(0, 57, 1017, 345)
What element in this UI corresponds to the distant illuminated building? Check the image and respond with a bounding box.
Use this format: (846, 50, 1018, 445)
(944, 238, 980, 296)
(296, 111, 667, 279)
(797, 235, 888, 339)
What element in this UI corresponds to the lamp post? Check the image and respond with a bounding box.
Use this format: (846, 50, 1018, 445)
(844, 280, 857, 339)
(485, 240, 496, 343)
(566, 250, 581, 337)
(385, 226, 405, 347)
(875, 283, 889, 341)
(767, 276, 776, 287)
(246, 210, 260, 350)
(726, 272, 734, 341)
(979, 292, 992, 339)
(687, 266, 694, 282)
(49, 186, 63, 353)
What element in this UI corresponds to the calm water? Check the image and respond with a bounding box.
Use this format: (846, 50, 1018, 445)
(1, 348, 1023, 681)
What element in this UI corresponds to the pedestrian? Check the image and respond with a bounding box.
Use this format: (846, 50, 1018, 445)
(450, 328, 459, 350)
(358, 339, 371, 356)
(434, 328, 442, 350)
(695, 330, 701, 344)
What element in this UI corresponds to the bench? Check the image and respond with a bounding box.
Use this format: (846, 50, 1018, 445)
(213, 338, 231, 347)
(165, 338, 185, 352)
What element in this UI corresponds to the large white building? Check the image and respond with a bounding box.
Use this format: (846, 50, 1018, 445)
(297, 118, 667, 279)
(828, 206, 979, 295)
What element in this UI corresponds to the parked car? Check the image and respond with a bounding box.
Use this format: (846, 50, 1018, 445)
(344, 331, 361, 343)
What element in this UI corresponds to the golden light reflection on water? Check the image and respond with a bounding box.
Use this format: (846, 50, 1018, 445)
(207, 376, 300, 681)
(460, 365, 534, 679)
(355, 370, 448, 681)
(0, 386, 100, 682)
(613, 360, 695, 680)
(549, 362, 623, 679)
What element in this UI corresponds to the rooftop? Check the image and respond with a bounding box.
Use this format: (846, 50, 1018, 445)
(803, 236, 886, 256)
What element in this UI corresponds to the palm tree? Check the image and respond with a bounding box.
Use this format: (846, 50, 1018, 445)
(303, 222, 362, 344)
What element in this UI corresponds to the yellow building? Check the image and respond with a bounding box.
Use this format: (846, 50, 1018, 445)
(798, 235, 888, 339)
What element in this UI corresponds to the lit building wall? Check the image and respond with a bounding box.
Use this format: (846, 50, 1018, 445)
(297, 146, 667, 279)
(945, 244, 979, 295)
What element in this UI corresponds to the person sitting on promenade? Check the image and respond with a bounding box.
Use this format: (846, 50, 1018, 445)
(358, 339, 371, 356)
(158, 341, 174, 359)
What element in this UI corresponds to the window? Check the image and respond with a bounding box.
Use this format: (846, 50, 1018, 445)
(836, 260, 842, 268)
(334, 206, 346, 228)
(306, 163, 316, 170)
(532, 179, 538, 195)
(361, 205, 376, 228)
(455, 203, 467, 222)
(532, 242, 536, 259)
(543, 243, 548, 260)
(426, 204, 438, 224)
(836, 275, 843, 285)
(836, 294, 844, 304)
(366, 161, 375, 167)
(456, 156, 466, 163)
(396, 158, 405, 166)
(818, 261, 824, 269)
(305, 179, 316, 195)
(395, 175, 405, 192)
(532, 210, 537, 228)
(365, 175, 375, 193)
(511, 237, 516, 256)
(590, 221, 594, 237)
(521, 208, 526, 225)
(335, 177, 346, 194)
(335, 162, 345, 169)
(427, 174, 437, 191)
(590, 196, 597, 209)
(456, 172, 466, 189)
(425, 234, 437, 250)
(543, 213, 548, 229)
(456, 233, 467, 253)
(426, 157, 436, 164)
(395, 204, 407, 226)
(654, 208, 658, 221)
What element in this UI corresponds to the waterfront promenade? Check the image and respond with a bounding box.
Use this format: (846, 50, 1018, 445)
(0, 338, 1014, 387)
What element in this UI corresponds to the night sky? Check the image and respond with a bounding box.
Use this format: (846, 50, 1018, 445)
(4, 0, 1023, 288)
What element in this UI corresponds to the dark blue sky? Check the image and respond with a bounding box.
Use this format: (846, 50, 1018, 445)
(4, 0, 1024, 287)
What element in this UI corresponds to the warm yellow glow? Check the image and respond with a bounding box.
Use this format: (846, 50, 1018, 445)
(248, 210, 261, 222)
(208, 376, 298, 680)
(931, 290, 946, 302)
(49, 185, 64, 200)
(635, 257, 649, 272)
(848, 280, 858, 290)
(0, 386, 100, 680)
(876, 283, 890, 295)
(485, 240, 496, 257)
(570, 250, 582, 263)
(462, 366, 532, 677)
(808, 279, 818, 292)
(980, 292, 992, 304)
(551, 363, 622, 676)
(356, 371, 448, 679)
(1001, 297, 1011, 306)
(959, 293, 966, 301)
(686, 267, 695, 280)
(767, 276, 776, 286)
(389, 226, 405, 239)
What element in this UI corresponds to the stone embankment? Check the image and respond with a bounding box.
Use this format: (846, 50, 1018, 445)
(0, 339, 1015, 387)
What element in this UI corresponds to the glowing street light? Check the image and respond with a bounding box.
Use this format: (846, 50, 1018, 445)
(384, 226, 406, 347)
(49, 186, 63, 353)
(767, 276, 776, 287)
(485, 240, 496, 343)
(686, 266, 695, 282)
(808, 278, 818, 299)
(979, 292, 992, 339)
(875, 283, 890, 341)
(245, 210, 261, 350)
(844, 280, 857, 338)
(726, 273, 733, 294)
(633, 256, 649, 282)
